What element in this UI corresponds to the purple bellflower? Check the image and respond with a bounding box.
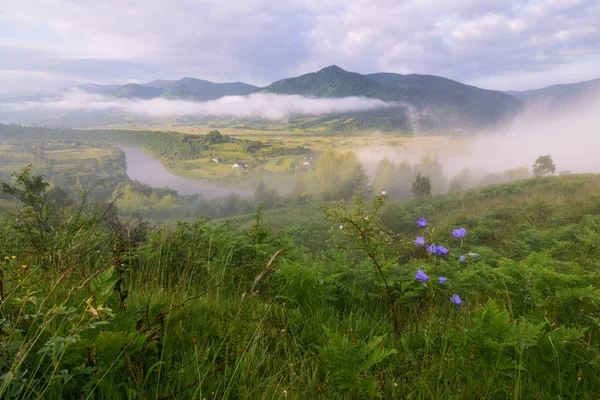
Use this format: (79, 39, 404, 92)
(415, 269, 429, 281)
(417, 217, 427, 228)
(452, 227, 467, 239)
(426, 244, 437, 255)
(414, 236, 426, 247)
(438, 276, 448, 284)
(436, 245, 450, 256)
(450, 294, 462, 305)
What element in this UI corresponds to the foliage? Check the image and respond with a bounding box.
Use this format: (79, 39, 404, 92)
(533, 154, 557, 177)
(411, 172, 431, 198)
(1, 163, 600, 398)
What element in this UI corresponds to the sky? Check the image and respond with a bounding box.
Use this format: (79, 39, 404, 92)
(1, 0, 599, 92)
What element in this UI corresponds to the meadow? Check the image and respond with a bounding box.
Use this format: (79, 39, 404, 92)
(0, 164, 599, 399)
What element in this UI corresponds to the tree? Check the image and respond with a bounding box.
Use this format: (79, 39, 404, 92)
(448, 167, 474, 193)
(415, 156, 447, 193)
(504, 166, 530, 181)
(253, 180, 280, 209)
(254, 180, 268, 203)
(411, 172, 431, 198)
(206, 130, 224, 144)
(312, 149, 369, 201)
(532, 154, 556, 177)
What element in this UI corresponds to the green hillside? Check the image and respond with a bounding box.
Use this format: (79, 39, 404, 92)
(114, 78, 259, 101)
(261, 65, 394, 99)
(1, 168, 600, 398)
(508, 78, 600, 106)
(261, 66, 521, 132)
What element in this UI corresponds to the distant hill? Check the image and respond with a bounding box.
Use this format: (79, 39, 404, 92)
(262, 66, 521, 132)
(114, 78, 258, 101)
(75, 84, 122, 95)
(507, 79, 600, 109)
(262, 65, 394, 99)
(115, 83, 164, 99)
(2, 66, 597, 133)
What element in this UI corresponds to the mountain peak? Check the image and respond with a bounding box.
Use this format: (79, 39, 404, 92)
(318, 65, 346, 73)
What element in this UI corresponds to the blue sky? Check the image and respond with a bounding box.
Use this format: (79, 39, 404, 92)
(1, 0, 599, 92)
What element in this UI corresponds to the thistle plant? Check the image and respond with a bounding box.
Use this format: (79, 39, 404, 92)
(324, 193, 400, 332)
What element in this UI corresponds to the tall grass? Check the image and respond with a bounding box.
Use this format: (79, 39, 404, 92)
(1, 173, 600, 398)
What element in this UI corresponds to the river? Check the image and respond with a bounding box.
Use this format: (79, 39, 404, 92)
(118, 146, 249, 199)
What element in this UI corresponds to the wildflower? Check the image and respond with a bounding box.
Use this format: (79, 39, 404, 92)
(459, 255, 466, 262)
(381, 190, 387, 196)
(414, 236, 426, 247)
(339, 225, 343, 230)
(11, 255, 16, 259)
(415, 269, 429, 281)
(426, 244, 437, 255)
(416, 217, 427, 228)
(452, 227, 467, 238)
(450, 294, 462, 305)
(4, 256, 8, 260)
(20, 264, 27, 270)
(438, 276, 448, 284)
(436, 245, 450, 256)
(364, 216, 369, 220)
(468, 252, 479, 257)
(283, 390, 288, 397)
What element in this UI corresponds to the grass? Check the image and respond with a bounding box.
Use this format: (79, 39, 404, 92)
(1, 172, 600, 398)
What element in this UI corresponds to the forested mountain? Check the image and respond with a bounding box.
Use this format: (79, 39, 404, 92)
(261, 65, 394, 99)
(1, 66, 598, 133)
(115, 78, 258, 101)
(507, 78, 600, 109)
(262, 66, 521, 132)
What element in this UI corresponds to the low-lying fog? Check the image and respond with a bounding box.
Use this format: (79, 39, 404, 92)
(357, 98, 600, 184)
(0, 89, 389, 121)
(1, 87, 599, 194)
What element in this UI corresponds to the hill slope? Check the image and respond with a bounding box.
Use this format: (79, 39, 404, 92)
(261, 66, 522, 132)
(113, 78, 258, 101)
(261, 65, 394, 99)
(508, 79, 600, 109)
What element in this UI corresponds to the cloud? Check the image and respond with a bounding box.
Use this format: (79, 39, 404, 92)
(355, 96, 600, 183)
(0, 0, 599, 92)
(1, 89, 390, 120)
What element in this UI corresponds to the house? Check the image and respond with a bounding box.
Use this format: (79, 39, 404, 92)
(303, 161, 311, 167)
(232, 163, 240, 169)
(212, 157, 221, 163)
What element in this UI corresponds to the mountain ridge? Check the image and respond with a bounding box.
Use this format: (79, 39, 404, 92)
(1, 66, 598, 133)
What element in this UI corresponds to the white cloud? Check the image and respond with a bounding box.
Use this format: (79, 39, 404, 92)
(1, 89, 390, 120)
(0, 0, 599, 91)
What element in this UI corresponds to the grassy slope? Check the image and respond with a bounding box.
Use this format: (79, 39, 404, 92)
(1, 174, 600, 398)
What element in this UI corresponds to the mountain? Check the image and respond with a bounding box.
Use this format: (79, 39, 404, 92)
(508, 79, 600, 109)
(262, 65, 394, 99)
(261, 65, 521, 132)
(75, 84, 122, 95)
(161, 78, 258, 101)
(4, 66, 596, 133)
(115, 83, 164, 99)
(114, 78, 258, 101)
(367, 72, 521, 129)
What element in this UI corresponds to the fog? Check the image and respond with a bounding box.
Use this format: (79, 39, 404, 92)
(356, 97, 600, 187)
(0, 89, 390, 120)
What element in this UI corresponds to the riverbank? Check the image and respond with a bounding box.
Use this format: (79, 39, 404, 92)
(118, 146, 251, 199)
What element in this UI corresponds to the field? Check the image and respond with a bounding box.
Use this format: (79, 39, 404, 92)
(1, 170, 600, 398)
(90, 123, 468, 185)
